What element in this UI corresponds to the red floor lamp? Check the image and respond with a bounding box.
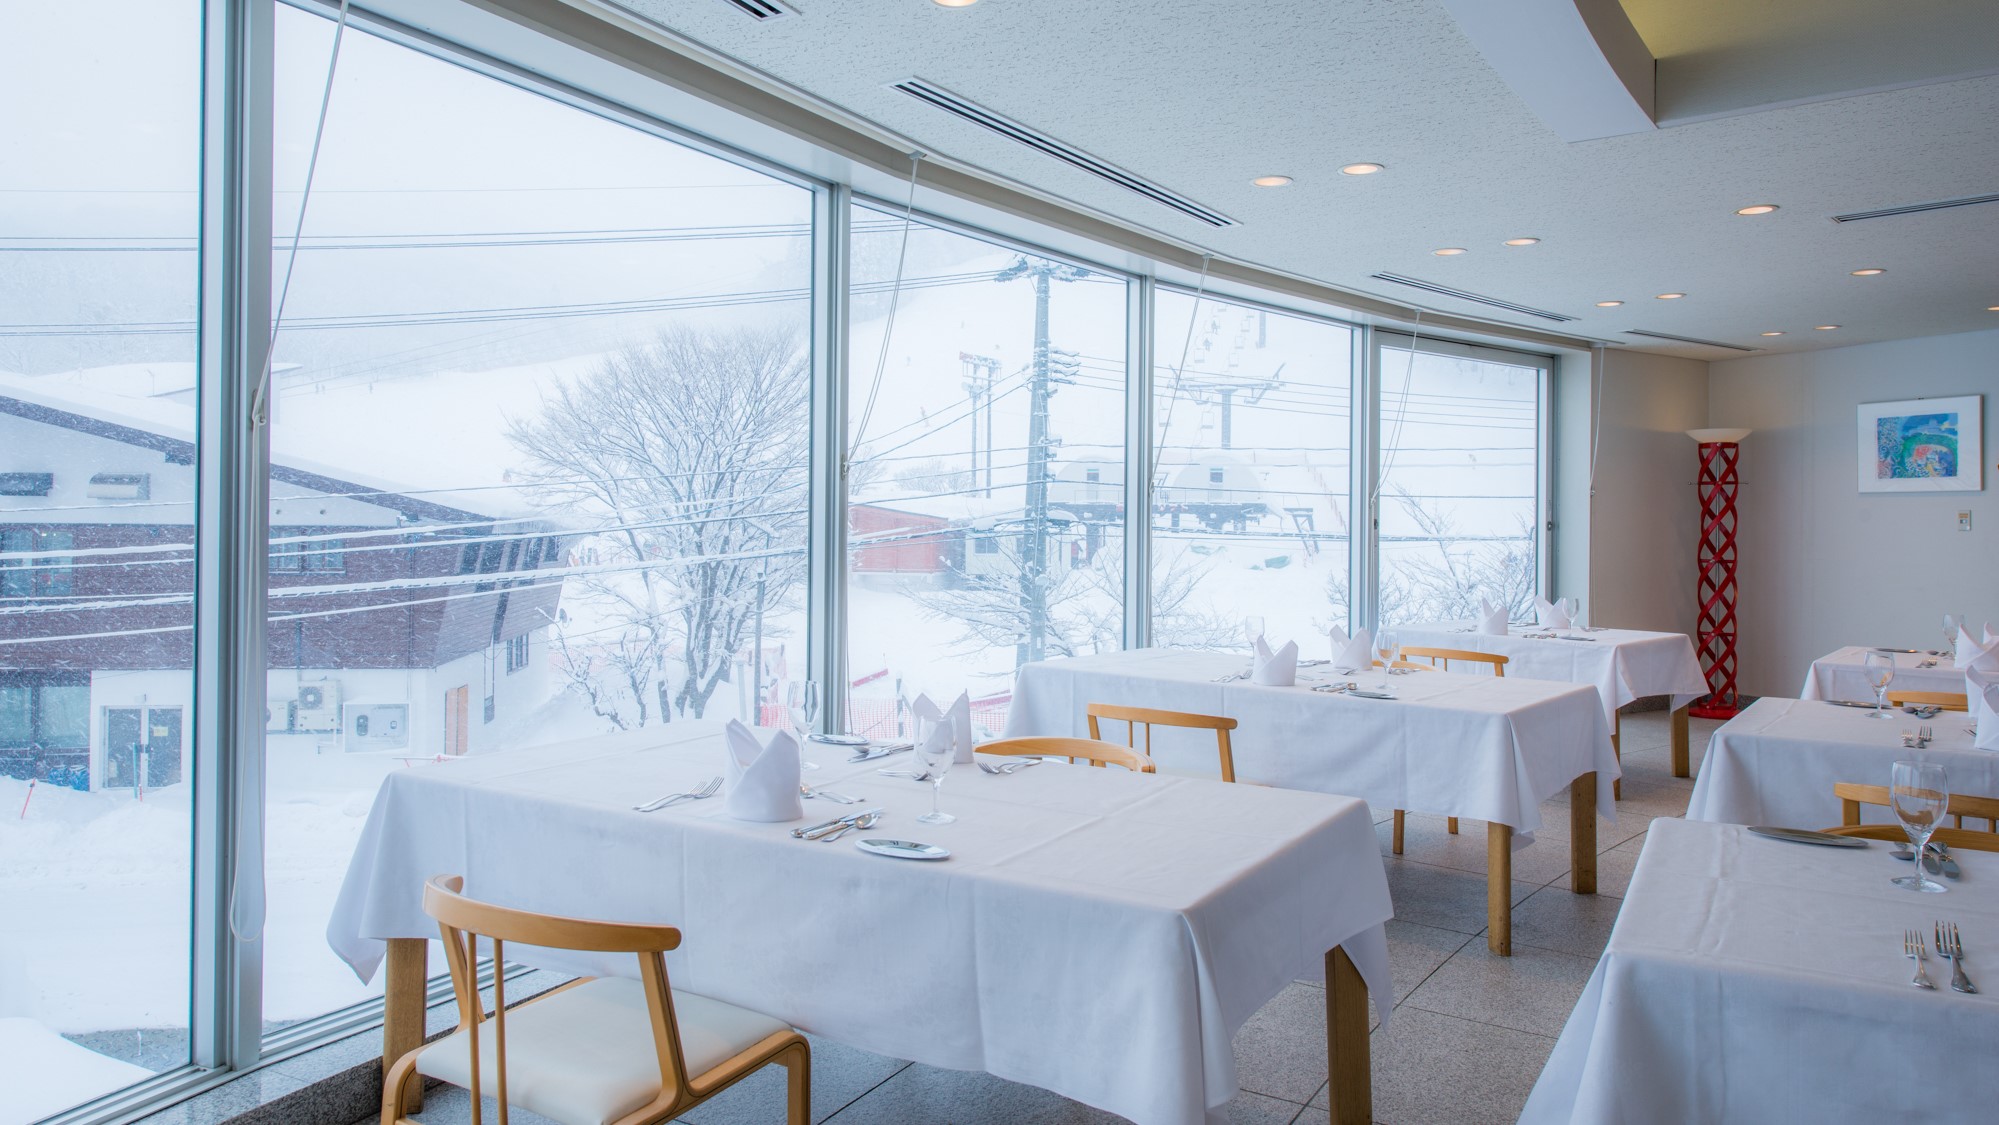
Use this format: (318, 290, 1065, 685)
(1687, 428, 1750, 719)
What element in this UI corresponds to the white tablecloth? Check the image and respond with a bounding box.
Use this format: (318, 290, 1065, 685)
(326, 722, 1393, 1125)
(1523, 818, 1999, 1124)
(1004, 648, 1617, 843)
(1801, 645, 1970, 704)
(1390, 623, 1707, 726)
(1685, 697, 1994, 829)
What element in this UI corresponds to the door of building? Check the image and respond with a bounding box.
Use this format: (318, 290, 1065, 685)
(443, 686, 469, 756)
(103, 706, 184, 789)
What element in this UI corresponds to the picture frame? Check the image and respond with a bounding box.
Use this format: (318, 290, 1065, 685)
(1857, 395, 1983, 493)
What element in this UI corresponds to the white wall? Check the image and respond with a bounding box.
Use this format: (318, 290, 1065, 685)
(1709, 329, 1999, 697)
(1589, 350, 1711, 636)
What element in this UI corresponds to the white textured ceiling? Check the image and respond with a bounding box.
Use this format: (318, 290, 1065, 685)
(604, 0, 1998, 360)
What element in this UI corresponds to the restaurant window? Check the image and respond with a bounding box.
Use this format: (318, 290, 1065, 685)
(845, 204, 1128, 737)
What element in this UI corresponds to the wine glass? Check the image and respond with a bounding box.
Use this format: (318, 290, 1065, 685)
(913, 732, 956, 825)
(1243, 616, 1266, 647)
(1376, 630, 1400, 690)
(787, 680, 820, 738)
(1862, 651, 1895, 718)
(1890, 760, 1949, 894)
(1943, 614, 1961, 662)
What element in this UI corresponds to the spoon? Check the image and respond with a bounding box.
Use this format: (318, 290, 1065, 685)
(821, 811, 880, 842)
(978, 758, 1045, 775)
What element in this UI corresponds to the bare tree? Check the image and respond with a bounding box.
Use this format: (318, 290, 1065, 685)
(1328, 487, 1537, 625)
(511, 326, 809, 723)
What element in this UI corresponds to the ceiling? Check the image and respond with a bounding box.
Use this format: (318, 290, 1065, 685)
(591, 0, 1997, 360)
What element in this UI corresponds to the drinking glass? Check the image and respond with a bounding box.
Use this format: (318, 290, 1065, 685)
(787, 680, 820, 738)
(1243, 616, 1266, 648)
(1890, 760, 1949, 894)
(1862, 651, 1895, 718)
(913, 734, 956, 825)
(1572, 597, 1589, 632)
(1376, 630, 1400, 690)
(1943, 614, 1961, 661)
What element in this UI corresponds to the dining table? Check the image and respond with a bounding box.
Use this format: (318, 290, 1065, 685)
(1520, 817, 1999, 1123)
(1800, 645, 1969, 705)
(1391, 622, 1708, 779)
(1005, 647, 1617, 955)
(1684, 696, 1995, 830)
(326, 720, 1395, 1125)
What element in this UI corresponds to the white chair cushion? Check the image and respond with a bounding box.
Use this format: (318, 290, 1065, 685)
(415, 978, 792, 1125)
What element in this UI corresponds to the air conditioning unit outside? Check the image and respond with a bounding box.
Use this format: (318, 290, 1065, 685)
(343, 703, 409, 751)
(295, 680, 342, 731)
(265, 701, 295, 733)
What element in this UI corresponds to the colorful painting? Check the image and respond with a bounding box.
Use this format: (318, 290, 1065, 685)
(1857, 396, 1983, 493)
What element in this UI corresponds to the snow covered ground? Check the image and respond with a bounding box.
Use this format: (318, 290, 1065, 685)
(0, 1019, 152, 1125)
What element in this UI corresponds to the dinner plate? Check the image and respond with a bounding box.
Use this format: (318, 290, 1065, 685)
(808, 733, 870, 746)
(855, 838, 950, 861)
(1745, 825, 1870, 848)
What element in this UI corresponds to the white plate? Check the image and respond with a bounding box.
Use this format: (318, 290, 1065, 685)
(855, 838, 950, 861)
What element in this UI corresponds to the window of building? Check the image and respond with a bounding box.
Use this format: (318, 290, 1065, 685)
(1, 528, 76, 597)
(506, 633, 530, 673)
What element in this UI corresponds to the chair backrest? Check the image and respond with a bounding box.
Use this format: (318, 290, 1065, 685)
(1397, 646, 1509, 677)
(422, 875, 690, 1123)
(1818, 824, 1999, 852)
(1086, 703, 1236, 782)
(1834, 782, 1999, 832)
(979, 735, 1155, 774)
(1885, 690, 1971, 712)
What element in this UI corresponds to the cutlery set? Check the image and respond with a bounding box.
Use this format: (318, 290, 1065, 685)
(801, 783, 863, 804)
(1902, 726, 1936, 749)
(632, 776, 722, 812)
(846, 742, 912, 764)
(1891, 840, 1962, 879)
(791, 808, 884, 841)
(1906, 923, 1977, 993)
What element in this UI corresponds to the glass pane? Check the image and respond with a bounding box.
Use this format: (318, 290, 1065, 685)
(0, 0, 201, 1111)
(1152, 292, 1353, 650)
(263, 7, 812, 1029)
(845, 207, 1126, 736)
(1376, 344, 1542, 626)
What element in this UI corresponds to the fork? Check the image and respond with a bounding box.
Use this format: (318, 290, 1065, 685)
(800, 783, 862, 804)
(978, 758, 1045, 775)
(634, 775, 722, 812)
(1937, 921, 1978, 994)
(1906, 929, 1937, 989)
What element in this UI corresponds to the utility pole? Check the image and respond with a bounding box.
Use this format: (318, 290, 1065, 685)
(995, 255, 1087, 666)
(960, 351, 999, 495)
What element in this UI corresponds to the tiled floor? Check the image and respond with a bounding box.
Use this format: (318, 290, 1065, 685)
(355, 709, 1719, 1125)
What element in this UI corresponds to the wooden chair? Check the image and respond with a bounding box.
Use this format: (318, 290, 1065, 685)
(1086, 703, 1237, 782)
(1385, 649, 1508, 845)
(1885, 690, 1971, 712)
(1819, 824, 1999, 852)
(979, 735, 1155, 773)
(382, 876, 809, 1125)
(1835, 781, 1999, 833)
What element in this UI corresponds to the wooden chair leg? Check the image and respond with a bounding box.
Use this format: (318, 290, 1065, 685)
(1325, 946, 1371, 1125)
(1391, 809, 1405, 855)
(381, 1051, 423, 1125)
(1570, 772, 1597, 895)
(1487, 823, 1512, 956)
(1610, 711, 1622, 801)
(1670, 703, 1691, 778)
(1447, 816, 1459, 834)
(383, 937, 428, 1114)
(783, 1039, 811, 1125)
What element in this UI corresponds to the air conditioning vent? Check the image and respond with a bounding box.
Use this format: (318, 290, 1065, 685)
(87, 472, 151, 500)
(714, 0, 794, 19)
(1831, 192, 1999, 223)
(1624, 329, 1760, 353)
(888, 78, 1237, 228)
(1368, 273, 1578, 323)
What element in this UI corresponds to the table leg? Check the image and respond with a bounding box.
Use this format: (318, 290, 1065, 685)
(1570, 772, 1597, 895)
(1670, 703, 1691, 778)
(384, 937, 428, 1113)
(1610, 710, 1621, 801)
(1487, 823, 1512, 956)
(1324, 946, 1371, 1125)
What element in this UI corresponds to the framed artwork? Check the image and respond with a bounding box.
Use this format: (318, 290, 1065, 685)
(1857, 395, 1983, 493)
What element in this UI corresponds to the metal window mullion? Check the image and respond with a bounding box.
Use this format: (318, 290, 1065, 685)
(1351, 325, 1378, 632)
(809, 184, 850, 730)
(1538, 358, 1558, 600)
(1123, 276, 1153, 650)
(192, 0, 273, 1072)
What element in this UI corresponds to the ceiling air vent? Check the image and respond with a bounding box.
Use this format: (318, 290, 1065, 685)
(1368, 273, 1577, 323)
(1831, 192, 1999, 223)
(710, 0, 794, 19)
(1624, 330, 1759, 353)
(888, 78, 1236, 228)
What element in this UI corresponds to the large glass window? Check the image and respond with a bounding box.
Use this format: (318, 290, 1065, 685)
(844, 207, 1126, 736)
(260, 6, 812, 1029)
(1152, 290, 1353, 648)
(0, 0, 202, 1115)
(1374, 337, 1546, 626)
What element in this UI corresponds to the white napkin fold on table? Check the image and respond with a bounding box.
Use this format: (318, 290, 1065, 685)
(1534, 596, 1574, 630)
(722, 721, 804, 822)
(1478, 599, 1509, 636)
(1251, 635, 1299, 687)
(1964, 640, 1999, 752)
(1329, 625, 1374, 672)
(1955, 623, 1995, 667)
(911, 691, 977, 763)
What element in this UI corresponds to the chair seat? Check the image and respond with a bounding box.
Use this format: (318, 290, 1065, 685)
(415, 978, 791, 1125)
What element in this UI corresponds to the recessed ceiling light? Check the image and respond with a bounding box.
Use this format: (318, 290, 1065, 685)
(1989, 305, 1999, 312)
(1815, 324, 1840, 330)
(932, 0, 979, 6)
(1761, 331, 1784, 336)
(1250, 175, 1293, 188)
(1502, 237, 1540, 246)
(1850, 267, 1886, 276)
(1595, 300, 1624, 307)
(1340, 163, 1385, 175)
(1433, 247, 1467, 256)
(1656, 292, 1686, 299)
(1736, 204, 1779, 216)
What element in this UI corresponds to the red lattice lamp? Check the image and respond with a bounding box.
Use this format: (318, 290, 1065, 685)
(1687, 428, 1751, 719)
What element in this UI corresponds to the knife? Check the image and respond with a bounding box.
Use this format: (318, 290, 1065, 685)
(791, 812, 858, 838)
(1872, 647, 1923, 654)
(1934, 844, 1962, 880)
(801, 808, 881, 840)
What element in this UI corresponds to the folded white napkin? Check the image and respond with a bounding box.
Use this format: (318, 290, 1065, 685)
(722, 721, 804, 822)
(1478, 599, 1509, 636)
(1533, 596, 1574, 630)
(1329, 625, 1374, 672)
(1252, 635, 1299, 687)
(1965, 640, 1999, 751)
(911, 691, 976, 763)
